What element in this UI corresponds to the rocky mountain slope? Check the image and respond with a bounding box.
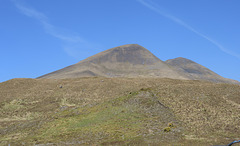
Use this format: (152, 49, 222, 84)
(38, 44, 239, 84)
(165, 57, 239, 84)
(38, 44, 187, 80)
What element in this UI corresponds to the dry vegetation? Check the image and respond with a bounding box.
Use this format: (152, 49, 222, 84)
(0, 77, 239, 145)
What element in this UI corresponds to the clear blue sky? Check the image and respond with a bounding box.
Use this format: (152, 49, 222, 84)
(1, 0, 240, 82)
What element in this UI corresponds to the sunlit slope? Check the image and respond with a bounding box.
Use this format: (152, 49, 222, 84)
(0, 78, 239, 145)
(38, 44, 188, 79)
(38, 44, 239, 84)
(166, 57, 239, 84)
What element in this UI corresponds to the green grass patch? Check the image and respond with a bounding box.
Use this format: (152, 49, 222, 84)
(1, 99, 25, 112)
(35, 104, 145, 144)
(12, 90, 181, 145)
(23, 91, 156, 144)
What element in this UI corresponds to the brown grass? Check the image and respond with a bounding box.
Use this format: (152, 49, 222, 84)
(0, 77, 239, 145)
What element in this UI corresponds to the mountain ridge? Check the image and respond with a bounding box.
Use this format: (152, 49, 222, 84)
(165, 57, 239, 84)
(38, 44, 239, 84)
(38, 44, 187, 80)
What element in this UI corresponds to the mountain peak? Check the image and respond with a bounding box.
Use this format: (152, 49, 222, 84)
(165, 57, 239, 84)
(116, 44, 143, 48)
(166, 57, 195, 65)
(82, 44, 161, 65)
(106, 44, 149, 53)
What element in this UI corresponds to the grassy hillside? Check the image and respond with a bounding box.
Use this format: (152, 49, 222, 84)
(0, 77, 239, 145)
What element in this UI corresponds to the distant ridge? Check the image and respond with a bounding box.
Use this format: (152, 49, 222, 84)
(165, 57, 239, 84)
(38, 44, 239, 84)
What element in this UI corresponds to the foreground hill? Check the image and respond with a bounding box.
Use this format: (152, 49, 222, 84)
(0, 78, 239, 145)
(38, 44, 239, 84)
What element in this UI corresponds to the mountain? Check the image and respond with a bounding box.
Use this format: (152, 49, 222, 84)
(38, 44, 187, 80)
(165, 57, 239, 84)
(2, 48, 240, 145)
(38, 44, 239, 84)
